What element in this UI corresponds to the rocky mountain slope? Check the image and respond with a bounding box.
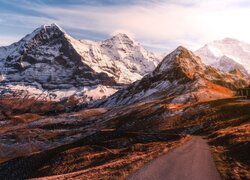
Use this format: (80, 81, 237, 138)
(71, 33, 161, 84)
(100, 46, 249, 107)
(0, 23, 160, 102)
(196, 38, 250, 76)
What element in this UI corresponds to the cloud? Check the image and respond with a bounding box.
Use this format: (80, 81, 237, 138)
(0, 35, 22, 46)
(1, 0, 250, 53)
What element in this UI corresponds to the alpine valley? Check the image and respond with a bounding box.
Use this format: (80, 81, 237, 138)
(0, 24, 249, 180)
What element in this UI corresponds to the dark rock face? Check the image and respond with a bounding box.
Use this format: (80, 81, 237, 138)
(0, 24, 116, 89)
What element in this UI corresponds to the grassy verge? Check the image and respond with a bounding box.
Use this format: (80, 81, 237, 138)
(210, 146, 231, 179)
(210, 145, 250, 180)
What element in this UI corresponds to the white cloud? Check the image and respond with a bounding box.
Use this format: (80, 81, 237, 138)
(0, 35, 21, 46)
(0, 13, 53, 28)
(1, 0, 250, 52)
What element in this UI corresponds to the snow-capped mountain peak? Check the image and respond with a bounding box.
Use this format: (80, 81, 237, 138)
(219, 37, 241, 44)
(21, 23, 68, 43)
(0, 23, 116, 90)
(212, 55, 249, 77)
(0, 23, 71, 63)
(102, 33, 138, 54)
(196, 38, 250, 76)
(69, 32, 161, 84)
(0, 23, 161, 102)
(108, 33, 136, 44)
(155, 46, 206, 79)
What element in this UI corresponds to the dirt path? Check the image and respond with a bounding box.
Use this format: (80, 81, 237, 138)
(129, 136, 221, 180)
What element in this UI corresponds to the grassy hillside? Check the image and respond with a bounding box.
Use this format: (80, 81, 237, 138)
(0, 97, 249, 179)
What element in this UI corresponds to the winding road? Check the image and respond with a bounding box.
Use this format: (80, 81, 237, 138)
(129, 136, 221, 180)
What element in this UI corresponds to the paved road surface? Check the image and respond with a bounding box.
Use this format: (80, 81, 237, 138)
(129, 136, 221, 180)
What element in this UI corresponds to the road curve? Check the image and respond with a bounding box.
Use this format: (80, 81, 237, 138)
(129, 136, 221, 180)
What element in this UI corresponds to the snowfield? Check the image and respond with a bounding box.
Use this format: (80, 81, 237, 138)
(0, 83, 117, 102)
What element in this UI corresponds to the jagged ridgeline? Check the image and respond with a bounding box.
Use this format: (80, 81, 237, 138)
(100, 46, 249, 107)
(0, 23, 161, 102)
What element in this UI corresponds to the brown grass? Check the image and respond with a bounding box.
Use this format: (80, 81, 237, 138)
(68, 108, 107, 119)
(0, 96, 249, 179)
(208, 124, 250, 180)
(0, 132, 191, 180)
(0, 96, 65, 118)
(137, 98, 250, 179)
(10, 113, 45, 123)
(34, 135, 191, 180)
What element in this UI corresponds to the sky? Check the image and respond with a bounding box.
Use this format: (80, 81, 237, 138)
(1, 0, 250, 53)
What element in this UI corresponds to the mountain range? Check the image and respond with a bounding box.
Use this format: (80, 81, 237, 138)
(0, 24, 249, 179)
(0, 24, 250, 106)
(0, 24, 160, 102)
(100, 46, 249, 107)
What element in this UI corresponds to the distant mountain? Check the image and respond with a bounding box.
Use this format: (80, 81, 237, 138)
(100, 46, 249, 107)
(0, 23, 160, 102)
(196, 38, 250, 76)
(72, 33, 161, 84)
(211, 56, 249, 77)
